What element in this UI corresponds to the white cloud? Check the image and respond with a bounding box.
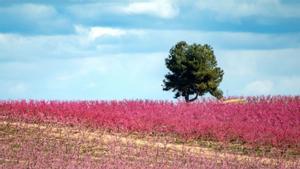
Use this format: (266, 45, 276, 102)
(0, 3, 71, 34)
(43, 52, 168, 99)
(67, 0, 179, 19)
(214, 47, 300, 96)
(66, 2, 115, 19)
(74, 52, 166, 77)
(217, 48, 300, 76)
(244, 80, 274, 95)
(1, 28, 300, 98)
(119, 0, 179, 19)
(89, 27, 126, 39)
(241, 77, 300, 96)
(196, 0, 300, 19)
(74, 25, 145, 42)
(75, 25, 126, 40)
(0, 3, 57, 20)
(217, 53, 257, 77)
(1, 28, 300, 64)
(20, 4, 57, 19)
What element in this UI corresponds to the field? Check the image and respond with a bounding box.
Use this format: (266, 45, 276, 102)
(1, 96, 300, 168)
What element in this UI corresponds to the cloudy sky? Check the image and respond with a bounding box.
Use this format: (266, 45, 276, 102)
(0, 0, 300, 100)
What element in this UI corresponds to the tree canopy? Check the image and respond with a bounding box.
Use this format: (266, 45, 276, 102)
(163, 41, 224, 102)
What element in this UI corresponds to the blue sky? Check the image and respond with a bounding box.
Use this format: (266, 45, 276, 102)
(0, 0, 300, 100)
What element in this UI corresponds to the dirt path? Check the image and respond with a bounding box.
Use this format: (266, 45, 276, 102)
(0, 120, 298, 167)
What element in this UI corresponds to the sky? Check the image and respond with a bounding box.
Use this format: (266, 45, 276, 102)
(0, 0, 300, 100)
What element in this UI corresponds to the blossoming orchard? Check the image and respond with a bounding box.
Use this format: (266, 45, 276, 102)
(1, 96, 299, 168)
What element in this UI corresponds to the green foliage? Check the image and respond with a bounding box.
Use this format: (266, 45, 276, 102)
(163, 41, 224, 102)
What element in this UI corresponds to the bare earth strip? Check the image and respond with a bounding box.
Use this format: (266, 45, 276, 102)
(1, 120, 298, 168)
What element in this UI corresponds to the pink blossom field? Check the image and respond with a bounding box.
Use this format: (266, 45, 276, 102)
(1, 96, 299, 168)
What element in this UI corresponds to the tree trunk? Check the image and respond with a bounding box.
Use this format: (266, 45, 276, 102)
(185, 93, 198, 102)
(185, 94, 190, 102)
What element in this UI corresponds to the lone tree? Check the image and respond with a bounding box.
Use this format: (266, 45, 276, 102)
(163, 41, 224, 102)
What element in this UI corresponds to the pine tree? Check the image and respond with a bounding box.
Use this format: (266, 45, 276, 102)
(163, 41, 224, 102)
